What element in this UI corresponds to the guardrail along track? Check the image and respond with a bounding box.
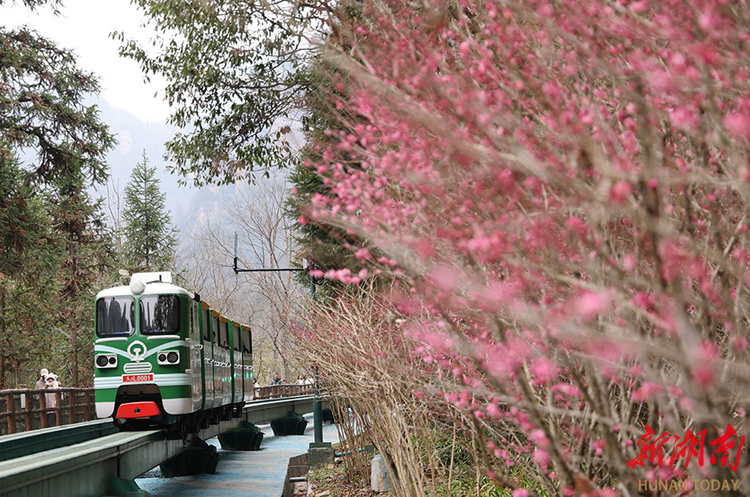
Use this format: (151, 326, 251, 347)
(0, 419, 118, 462)
(0, 395, 320, 497)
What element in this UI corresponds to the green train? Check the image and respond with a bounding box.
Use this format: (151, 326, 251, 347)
(94, 272, 253, 429)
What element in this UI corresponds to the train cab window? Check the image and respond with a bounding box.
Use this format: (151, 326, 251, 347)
(140, 295, 180, 335)
(96, 296, 135, 337)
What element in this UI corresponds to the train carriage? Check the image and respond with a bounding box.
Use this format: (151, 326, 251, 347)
(94, 272, 251, 428)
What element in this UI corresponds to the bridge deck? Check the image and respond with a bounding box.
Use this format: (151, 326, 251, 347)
(0, 396, 325, 497)
(136, 413, 340, 497)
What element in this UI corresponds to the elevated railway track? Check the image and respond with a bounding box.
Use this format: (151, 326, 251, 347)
(0, 394, 320, 497)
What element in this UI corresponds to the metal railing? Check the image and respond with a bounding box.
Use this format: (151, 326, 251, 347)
(0, 389, 95, 435)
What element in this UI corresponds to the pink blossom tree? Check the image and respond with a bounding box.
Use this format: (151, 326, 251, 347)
(299, 0, 750, 494)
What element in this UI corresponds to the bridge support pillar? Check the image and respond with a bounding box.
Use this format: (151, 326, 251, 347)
(218, 420, 264, 450)
(270, 411, 308, 435)
(159, 438, 220, 477)
(105, 477, 148, 497)
(308, 442, 334, 469)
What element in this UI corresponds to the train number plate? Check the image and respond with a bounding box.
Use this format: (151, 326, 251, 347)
(122, 374, 154, 383)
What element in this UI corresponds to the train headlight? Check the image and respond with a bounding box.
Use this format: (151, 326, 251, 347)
(157, 350, 180, 365)
(95, 354, 117, 369)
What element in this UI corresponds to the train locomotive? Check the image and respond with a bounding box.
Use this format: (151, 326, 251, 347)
(94, 272, 253, 430)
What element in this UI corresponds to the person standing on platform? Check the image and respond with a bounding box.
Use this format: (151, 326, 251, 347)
(43, 373, 60, 427)
(35, 368, 49, 390)
(270, 373, 282, 398)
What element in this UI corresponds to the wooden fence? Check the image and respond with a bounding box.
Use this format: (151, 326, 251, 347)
(0, 388, 96, 436)
(254, 384, 314, 400)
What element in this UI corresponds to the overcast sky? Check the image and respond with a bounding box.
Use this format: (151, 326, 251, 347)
(1, 0, 170, 124)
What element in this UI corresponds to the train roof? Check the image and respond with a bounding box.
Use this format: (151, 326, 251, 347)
(96, 272, 193, 299)
(95, 272, 252, 329)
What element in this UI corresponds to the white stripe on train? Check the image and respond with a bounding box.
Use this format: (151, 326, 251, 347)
(94, 373, 193, 388)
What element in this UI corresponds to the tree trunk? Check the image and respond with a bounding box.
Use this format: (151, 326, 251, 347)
(0, 286, 6, 389)
(68, 240, 79, 387)
(71, 318, 79, 387)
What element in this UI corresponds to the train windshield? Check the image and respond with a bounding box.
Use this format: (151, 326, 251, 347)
(140, 295, 180, 335)
(96, 296, 136, 337)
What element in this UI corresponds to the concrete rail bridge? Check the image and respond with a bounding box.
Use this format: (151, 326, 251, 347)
(0, 389, 327, 497)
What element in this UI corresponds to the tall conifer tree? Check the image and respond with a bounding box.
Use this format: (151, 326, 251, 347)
(122, 152, 177, 272)
(50, 164, 113, 386)
(0, 0, 115, 387)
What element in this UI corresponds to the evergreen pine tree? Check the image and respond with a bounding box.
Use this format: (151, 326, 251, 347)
(0, 0, 115, 387)
(122, 152, 178, 272)
(0, 144, 61, 388)
(49, 163, 115, 386)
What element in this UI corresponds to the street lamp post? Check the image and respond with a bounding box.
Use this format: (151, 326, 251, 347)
(312, 365, 322, 444)
(232, 233, 322, 444)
